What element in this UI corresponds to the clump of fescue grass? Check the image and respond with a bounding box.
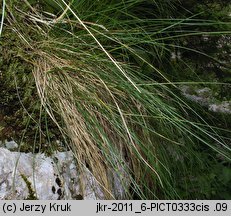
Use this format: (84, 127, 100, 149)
(1, 0, 231, 199)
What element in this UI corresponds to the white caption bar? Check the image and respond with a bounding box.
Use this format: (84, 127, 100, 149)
(0, 200, 230, 216)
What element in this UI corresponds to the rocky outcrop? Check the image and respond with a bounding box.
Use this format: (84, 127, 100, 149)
(0, 147, 128, 200)
(180, 85, 231, 114)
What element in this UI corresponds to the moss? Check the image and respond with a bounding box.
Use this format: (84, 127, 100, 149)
(20, 174, 38, 200)
(0, 20, 64, 154)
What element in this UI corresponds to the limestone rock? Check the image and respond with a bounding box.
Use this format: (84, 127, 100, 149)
(180, 85, 231, 114)
(0, 148, 128, 200)
(5, 140, 18, 150)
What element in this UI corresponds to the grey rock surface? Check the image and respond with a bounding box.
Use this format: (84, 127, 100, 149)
(5, 140, 18, 150)
(180, 85, 231, 114)
(0, 148, 128, 200)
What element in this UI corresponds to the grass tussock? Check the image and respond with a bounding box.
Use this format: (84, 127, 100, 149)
(1, 0, 231, 199)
